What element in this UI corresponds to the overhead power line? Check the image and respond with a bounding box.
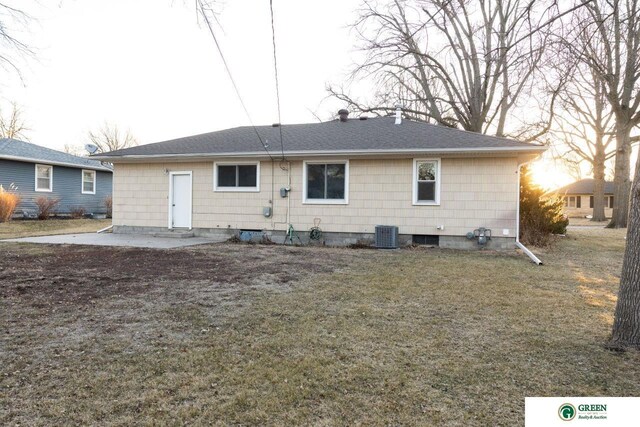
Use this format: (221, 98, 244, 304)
(269, 0, 286, 160)
(196, 0, 274, 161)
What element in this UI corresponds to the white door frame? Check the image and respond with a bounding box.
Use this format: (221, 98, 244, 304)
(168, 171, 193, 229)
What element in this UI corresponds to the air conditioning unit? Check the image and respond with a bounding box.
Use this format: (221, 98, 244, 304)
(375, 225, 399, 249)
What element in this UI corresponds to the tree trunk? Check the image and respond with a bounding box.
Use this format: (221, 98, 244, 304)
(609, 126, 631, 228)
(609, 155, 640, 349)
(592, 156, 607, 221)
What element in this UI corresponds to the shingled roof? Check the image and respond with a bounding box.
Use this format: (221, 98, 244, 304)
(93, 117, 546, 160)
(0, 138, 112, 171)
(550, 179, 615, 195)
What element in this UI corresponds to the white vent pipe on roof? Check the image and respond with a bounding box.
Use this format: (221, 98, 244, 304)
(395, 105, 402, 125)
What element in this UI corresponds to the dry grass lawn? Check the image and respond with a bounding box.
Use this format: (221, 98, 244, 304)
(0, 218, 112, 240)
(1, 228, 637, 426)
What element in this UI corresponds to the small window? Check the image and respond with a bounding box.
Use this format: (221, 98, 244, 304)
(82, 170, 96, 194)
(35, 164, 53, 192)
(303, 161, 348, 204)
(214, 162, 259, 191)
(567, 196, 576, 208)
(413, 159, 440, 205)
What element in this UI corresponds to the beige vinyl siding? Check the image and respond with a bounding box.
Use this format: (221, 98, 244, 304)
(113, 157, 518, 236)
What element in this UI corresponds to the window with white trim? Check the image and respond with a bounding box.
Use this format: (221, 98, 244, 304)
(303, 161, 348, 204)
(35, 164, 53, 192)
(214, 162, 259, 191)
(82, 170, 96, 194)
(565, 196, 580, 208)
(413, 159, 440, 205)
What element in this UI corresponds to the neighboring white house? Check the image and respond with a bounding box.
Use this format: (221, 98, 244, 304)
(548, 179, 615, 218)
(93, 111, 546, 249)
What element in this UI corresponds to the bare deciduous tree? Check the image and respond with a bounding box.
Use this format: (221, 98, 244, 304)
(609, 155, 640, 350)
(329, 0, 573, 140)
(553, 62, 616, 221)
(62, 143, 85, 157)
(0, 3, 34, 77)
(88, 122, 138, 153)
(571, 0, 640, 228)
(0, 102, 28, 140)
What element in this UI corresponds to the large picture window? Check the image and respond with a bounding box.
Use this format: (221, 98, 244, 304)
(35, 164, 53, 192)
(82, 170, 96, 194)
(303, 161, 348, 204)
(214, 162, 259, 191)
(413, 159, 440, 205)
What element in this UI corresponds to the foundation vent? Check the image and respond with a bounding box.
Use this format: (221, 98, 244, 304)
(375, 225, 399, 249)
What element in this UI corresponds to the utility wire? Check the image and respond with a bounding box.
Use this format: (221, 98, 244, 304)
(269, 0, 286, 161)
(196, 0, 274, 160)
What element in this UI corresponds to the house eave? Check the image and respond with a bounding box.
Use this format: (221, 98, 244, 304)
(0, 154, 113, 172)
(93, 146, 547, 162)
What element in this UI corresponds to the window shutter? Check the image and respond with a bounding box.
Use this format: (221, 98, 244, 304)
(590, 196, 594, 208)
(576, 196, 581, 208)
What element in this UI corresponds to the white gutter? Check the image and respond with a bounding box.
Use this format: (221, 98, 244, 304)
(91, 145, 546, 161)
(516, 161, 543, 265)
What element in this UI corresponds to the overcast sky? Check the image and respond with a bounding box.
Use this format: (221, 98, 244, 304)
(1, 0, 362, 151)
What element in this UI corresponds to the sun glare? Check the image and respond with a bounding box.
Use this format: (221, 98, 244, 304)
(529, 160, 575, 191)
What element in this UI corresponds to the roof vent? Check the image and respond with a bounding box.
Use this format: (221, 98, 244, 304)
(272, 123, 280, 127)
(338, 109, 349, 122)
(359, 116, 368, 120)
(395, 105, 402, 125)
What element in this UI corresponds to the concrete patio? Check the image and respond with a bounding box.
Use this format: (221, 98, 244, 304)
(1, 232, 225, 249)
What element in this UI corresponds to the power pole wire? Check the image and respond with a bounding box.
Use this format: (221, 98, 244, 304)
(196, 0, 274, 161)
(269, 0, 286, 161)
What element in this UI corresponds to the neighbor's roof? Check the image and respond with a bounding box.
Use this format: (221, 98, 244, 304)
(0, 138, 112, 172)
(92, 117, 546, 160)
(550, 179, 615, 195)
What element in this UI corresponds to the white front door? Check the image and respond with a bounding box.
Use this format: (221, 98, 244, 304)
(170, 172, 192, 229)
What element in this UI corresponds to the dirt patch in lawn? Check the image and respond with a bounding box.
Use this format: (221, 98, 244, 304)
(0, 244, 341, 307)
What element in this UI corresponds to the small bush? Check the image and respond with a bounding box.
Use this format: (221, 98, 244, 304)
(519, 166, 568, 247)
(69, 206, 86, 219)
(104, 196, 112, 218)
(35, 196, 61, 220)
(0, 184, 21, 222)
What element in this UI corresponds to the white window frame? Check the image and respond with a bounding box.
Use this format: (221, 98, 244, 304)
(302, 160, 349, 205)
(412, 158, 441, 206)
(213, 161, 260, 192)
(81, 169, 96, 195)
(35, 164, 53, 192)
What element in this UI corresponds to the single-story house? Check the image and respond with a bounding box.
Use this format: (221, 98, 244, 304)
(0, 138, 113, 217)
(548, 179, 614, 218)
(93, 110, 546, 249)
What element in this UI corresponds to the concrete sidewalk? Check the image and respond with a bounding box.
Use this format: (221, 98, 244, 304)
(1, 232, 226, 249)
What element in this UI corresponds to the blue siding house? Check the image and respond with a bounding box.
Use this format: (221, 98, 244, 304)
(0, 138, 113, 216)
